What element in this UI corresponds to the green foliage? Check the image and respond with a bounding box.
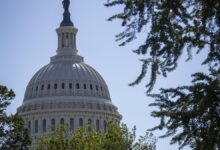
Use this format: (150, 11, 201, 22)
(149, 70, 220, 149)
(102, 123, 134, 150)
(37, 123, 157, 150)
(133, 132, 157, 150)
(0, 85, 31, 150)
(0, 85, 15, 115)
(106, 1, 220, 149)
(105, 0, 220, 92)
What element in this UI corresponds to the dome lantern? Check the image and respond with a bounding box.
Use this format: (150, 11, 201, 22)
(54, 0, 80, 62)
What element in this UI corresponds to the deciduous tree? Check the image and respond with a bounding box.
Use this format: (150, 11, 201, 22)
(105, 0, 220, 92)
(149, 70, 220, 150)
(105, 1, 220, 149)
(37, 123, 157, 150)
(0, 85, 31, 150)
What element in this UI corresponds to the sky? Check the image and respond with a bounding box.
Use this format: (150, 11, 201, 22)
(0, 1, 208, 150)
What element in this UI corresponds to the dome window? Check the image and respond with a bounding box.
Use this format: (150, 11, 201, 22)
(60, 118, 65, 125)
(96, 85, 99, 91)
(28, 121, 31, 131)
(90, 84, 93, 90)
(88, 119, 92, 131)
(62, 83, 65, 89)
(51, 119, 55, 131)
(54, 84, 58, 90)
(79, 118, 83, 127)
(104, 120, 107, 132)
(41, 85, 44, 90)
(36, 86, 38, 91)
(35, 120, 38, 133)
(96, 119, 100, 131)
(69, 83, 73, 89)
(84, 84, 87, 89)
(47, 84, 51, 90)
(43, 119, 47, 133)
(76, 83, 80, 89)
(70, 118, 74, 130)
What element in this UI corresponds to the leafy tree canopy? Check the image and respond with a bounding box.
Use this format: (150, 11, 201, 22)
(105, 1, 220, 149)
(37, 123, 157, 150)
(149, 70, 220, 149)
(0, 85, 31, 150)
(105, 0, 220, 92)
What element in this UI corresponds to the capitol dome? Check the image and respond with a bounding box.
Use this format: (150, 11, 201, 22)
(17, 0, 121, 147)
(24, 61, 111, 101)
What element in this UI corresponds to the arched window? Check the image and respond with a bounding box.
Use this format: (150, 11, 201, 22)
(96, 119, 100, 132)
(104, 120, 107, 132)
(79, 118, 83, 127)
(60, 118, 65, 125)
(43, 119, 47, 133)
(70, 118, 74, 130)
(35, 120, 38, 133)
(54, 84, 58, 89)
(96, 85, 99, 91)
(90, 84, 93, 90)
(36, 86, 38, 91)
(62, 83, 65, 89)
(76, 83, 80, 89)
(28, 121, 31, 131)
(84, 84, 87, 89)
(88, 119, 92, 131)
(41, 85, 44, 90)
(47, 84, 51, 90)
(69, 83, 73, 89)
(51, 118, 55, 131)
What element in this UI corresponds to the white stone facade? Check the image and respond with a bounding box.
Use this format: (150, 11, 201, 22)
(17, 17, 122, 147)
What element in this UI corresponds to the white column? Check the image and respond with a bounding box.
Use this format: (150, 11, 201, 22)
(74, 35, 76, 49)
(75, 116, 79, 129)
(31, 119, 34, 135)
(68, 33, 71, 48)
(39, 117, 42, 134)
(100, 117, 103, 129)
(46, 117, 49, 133)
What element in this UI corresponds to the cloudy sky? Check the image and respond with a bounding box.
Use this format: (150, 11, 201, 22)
(0, 1, 208, 149)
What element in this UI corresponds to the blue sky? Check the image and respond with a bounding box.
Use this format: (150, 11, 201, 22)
(0, 1, 208, 150)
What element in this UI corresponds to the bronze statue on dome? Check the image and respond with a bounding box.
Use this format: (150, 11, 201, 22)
(60, 0, 73, 27)
(63, 0, 70, 12)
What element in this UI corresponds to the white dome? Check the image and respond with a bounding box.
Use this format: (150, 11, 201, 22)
(24, 60, 111, 102)
(17, 13, 121, 147)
